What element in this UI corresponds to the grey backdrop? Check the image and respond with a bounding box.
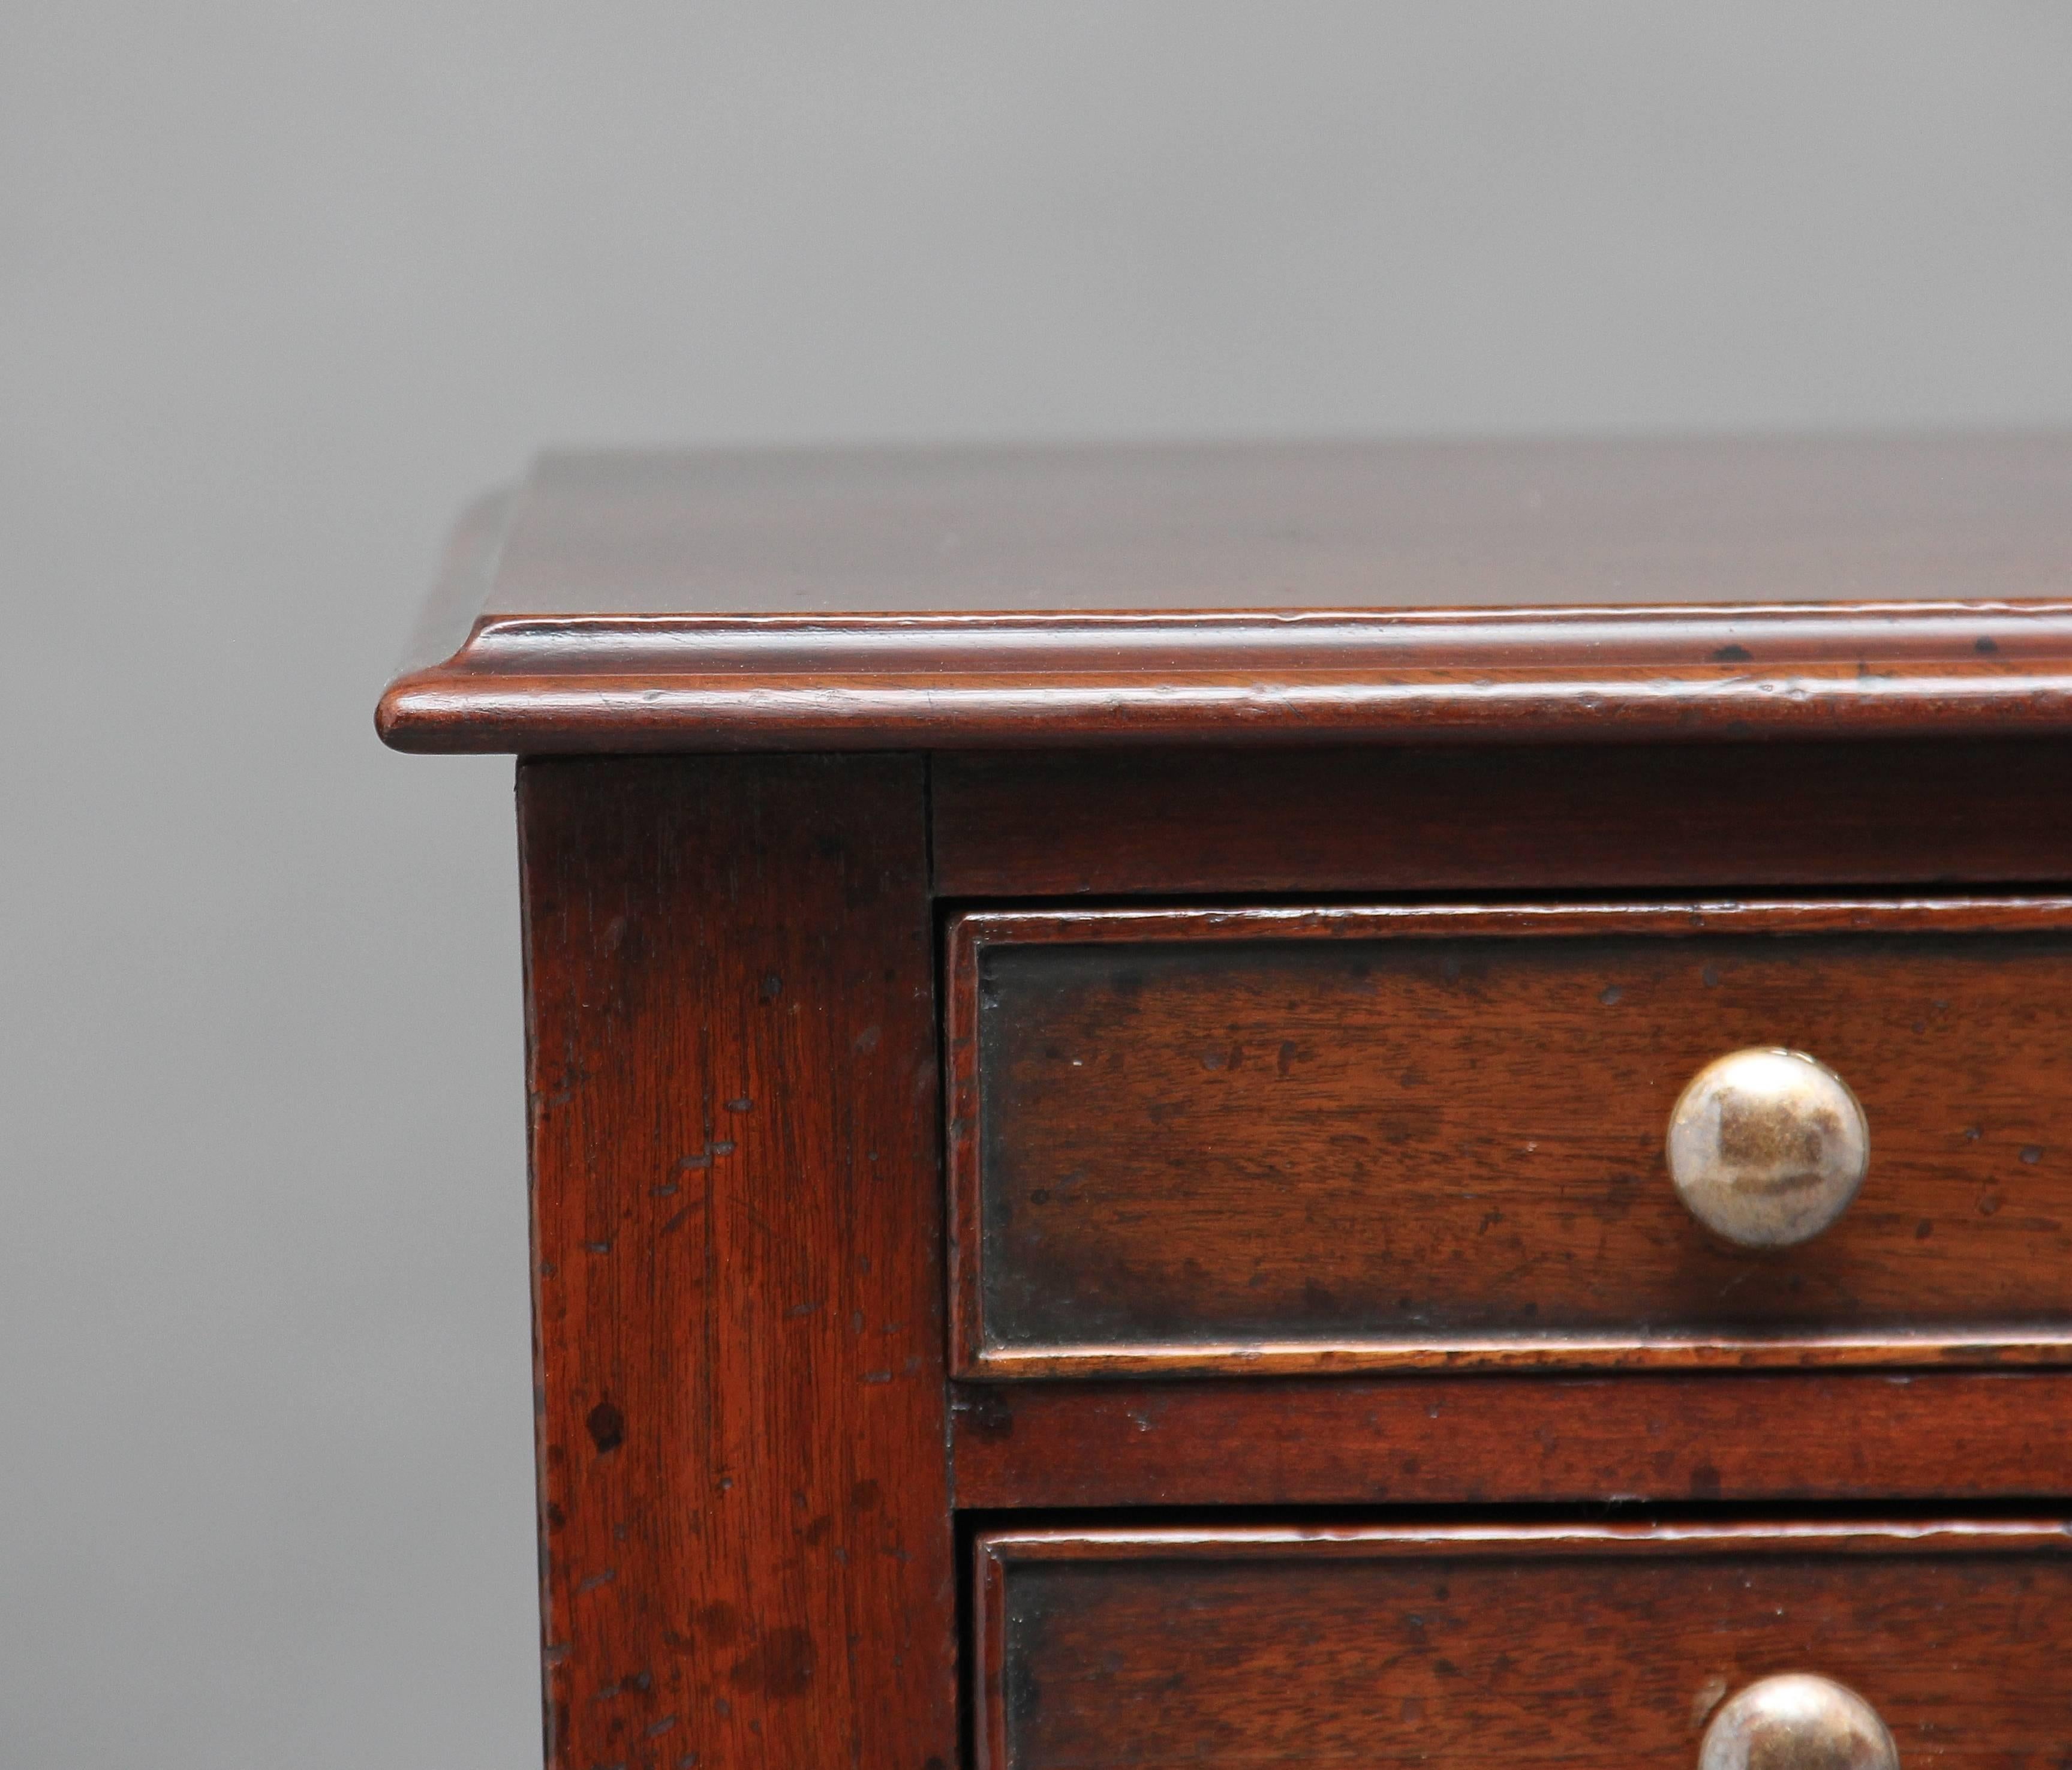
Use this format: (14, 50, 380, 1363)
(5, 5, 2071, 1763)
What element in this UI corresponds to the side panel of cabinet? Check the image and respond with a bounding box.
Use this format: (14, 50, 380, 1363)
(519, 756, 955, 1770)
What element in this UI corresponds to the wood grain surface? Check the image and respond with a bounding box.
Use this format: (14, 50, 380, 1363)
(975, 1522, 2072, 1770)
(374, 437, 2072, 753)
(950, 1371, 2072, 1509)
(950, 900, 2072, 1377)
(378, 606, 2072, 752)
(386, 441, 2072, 1770)
(931, 739, 2072, 898)
(522, 757, 955, 1770)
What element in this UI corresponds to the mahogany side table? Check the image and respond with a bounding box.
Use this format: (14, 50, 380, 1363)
(380, 436, 2072, 1770)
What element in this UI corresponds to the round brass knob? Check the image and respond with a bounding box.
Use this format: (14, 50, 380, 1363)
(1666, 1048, 1869, 1248)
(1698, 1673, 1898, 1770)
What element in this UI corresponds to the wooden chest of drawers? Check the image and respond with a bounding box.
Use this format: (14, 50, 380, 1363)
(381, 436, 2072, 1770)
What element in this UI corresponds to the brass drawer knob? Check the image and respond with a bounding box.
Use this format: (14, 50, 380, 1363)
(1666, 1048, 1870, 1248)
(1699, 1673, 1898, 1770)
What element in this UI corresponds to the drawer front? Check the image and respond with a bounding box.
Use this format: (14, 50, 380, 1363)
(948, 900, 2072, 1377)
(976, 1523, 2072, 1770)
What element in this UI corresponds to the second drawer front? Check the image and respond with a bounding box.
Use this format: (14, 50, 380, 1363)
(948, 900, 2072, 1377)
(976, 1523, 2072, 1770)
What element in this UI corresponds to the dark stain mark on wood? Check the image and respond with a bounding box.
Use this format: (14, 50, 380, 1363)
(586, 1401, 625, 1455)
(729, 1627, 817, 1699)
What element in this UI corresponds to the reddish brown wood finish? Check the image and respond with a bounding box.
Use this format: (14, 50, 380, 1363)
(521, 757, 955, 1770)
(949, 900, 2072, 1378)
(375, 437, 2072, 754)
(975, 1522, 2072, 1770)
(381, 606, 2072, 752)
(382, 443, 2072, 1769)
(950, 1372, 2072, 1509)
(931, 739, 2072, 898)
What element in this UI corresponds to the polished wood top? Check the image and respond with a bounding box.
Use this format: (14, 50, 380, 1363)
(379, 433, 2072, 752)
